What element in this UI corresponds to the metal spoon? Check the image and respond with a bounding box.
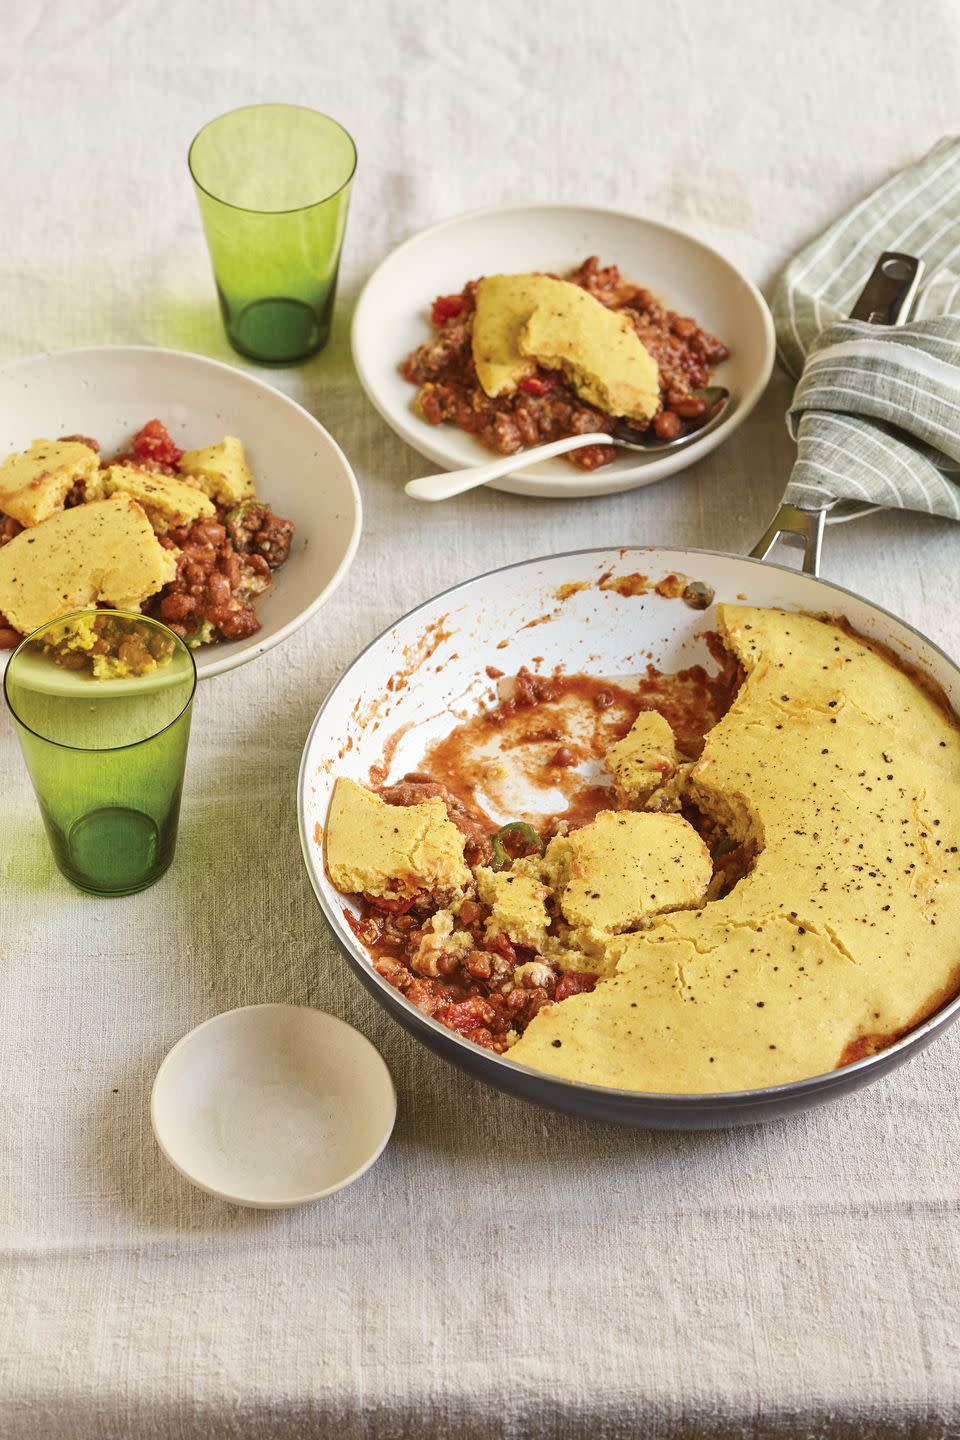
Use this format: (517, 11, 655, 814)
(404, 387, 729, 502)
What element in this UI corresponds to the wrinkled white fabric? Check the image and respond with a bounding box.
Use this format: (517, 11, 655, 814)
(1, 0, 959, 1435)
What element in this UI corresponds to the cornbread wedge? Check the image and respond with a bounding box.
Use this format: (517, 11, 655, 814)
(178, 436, 256, 506)
(540, 810, 712, 970)
(0, 494, 176, 634)
(475, 865, 551, 951)
(325, 778, 470, 901)
(471, 272, 660, 421)
(604, 710, 680, 805)
(519, 282, 660, 422)
(0, 439, 100, 528)
(95, 465, 216, 534)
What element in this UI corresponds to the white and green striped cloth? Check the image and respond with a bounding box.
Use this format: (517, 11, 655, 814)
(773, 135, 960, 520)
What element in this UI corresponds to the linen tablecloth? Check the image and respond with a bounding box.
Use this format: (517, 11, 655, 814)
(2, 1, 960, 1435)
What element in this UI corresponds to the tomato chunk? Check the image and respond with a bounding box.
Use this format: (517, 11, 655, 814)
(431, 294, 465, 326)
(437, 996, 496, 1034)
(484, 931, 517, 965)
(518, 376, 556, 397)
(132, 418, 183, 467)
(362, 891, 416, 915)
(555, 970, 598, 1002)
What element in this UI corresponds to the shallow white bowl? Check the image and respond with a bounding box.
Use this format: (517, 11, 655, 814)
(351, 203, 775, 499)
(0, 346, 362, 679)
(151, 1004, 396, 1207)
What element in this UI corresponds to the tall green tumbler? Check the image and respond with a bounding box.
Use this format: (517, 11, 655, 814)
(4, 612, 196, 896)
(189, 104, 357, 365)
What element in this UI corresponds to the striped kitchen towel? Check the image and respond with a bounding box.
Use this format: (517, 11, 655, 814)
(772, 135, 960, 520)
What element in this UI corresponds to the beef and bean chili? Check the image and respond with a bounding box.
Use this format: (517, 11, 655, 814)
(401, 256, 730, 471)
(341, 647, 746, 1054)
(0, 419, 294, 649)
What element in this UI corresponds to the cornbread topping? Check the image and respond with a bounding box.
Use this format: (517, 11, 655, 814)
(326, 606, 960, 1093)
(0, 439, 100, 528)
(95, 465, 217, 533)
(0, 419, 293, 651)
(475, 866, 550, 951)
(604, 710, 680, 806)
(471, 273, 660, 422)
(178, 437, 257, 507)
(516, 279, 660, 421)
(326, 777, 471, 901)
(0, 495, 177, 635)
(539, 810, 712, 970)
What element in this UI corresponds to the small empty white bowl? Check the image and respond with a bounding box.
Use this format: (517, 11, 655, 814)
(151, 1004, 396, 1208)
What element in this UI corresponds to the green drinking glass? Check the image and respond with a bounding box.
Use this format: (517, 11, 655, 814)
(189, 103, 357, 365)
(4, 611, 197, 897)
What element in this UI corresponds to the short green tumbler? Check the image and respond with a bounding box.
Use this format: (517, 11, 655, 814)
(189, 103, 357, 364)
(4, 612, 197, 896)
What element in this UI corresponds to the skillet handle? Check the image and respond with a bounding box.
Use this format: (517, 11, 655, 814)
(750, 251, 924, 577)
(751, 503, 825, 576)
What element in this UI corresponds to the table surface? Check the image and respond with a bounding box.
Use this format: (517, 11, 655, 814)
(3, 2, 960, 1436)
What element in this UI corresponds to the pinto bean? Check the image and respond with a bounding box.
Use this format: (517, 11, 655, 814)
(158, 592, 196, 623)
(654, 410, 683, 441)
(670, 396, 708, 419)
(206, 571, 231, 607)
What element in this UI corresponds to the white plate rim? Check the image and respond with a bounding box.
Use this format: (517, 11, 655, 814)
(350, 200, 776, 499)
(0, 344, 364, 681)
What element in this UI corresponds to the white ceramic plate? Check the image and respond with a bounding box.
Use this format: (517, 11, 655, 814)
(151, 1004, 396, 1207)
(0, 346, 362, 679)
(351, 203, 775, 499)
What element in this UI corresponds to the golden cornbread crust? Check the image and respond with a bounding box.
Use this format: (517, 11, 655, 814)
(178, 437, 257, 507)
(326, 778, 471, 902)
(518, 283, 660, 421)
(475, 866, 550, 952)
(471, 272, 660, 422)
(96, 465, 216, 534)
(540, 811, 712, 971)
(328, 608, 960, 1092)
(511, 607, 960, 1091)
(0, 440, 100, 528)
(604, 710, 681, 807)
(0, 495, 177, 635)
